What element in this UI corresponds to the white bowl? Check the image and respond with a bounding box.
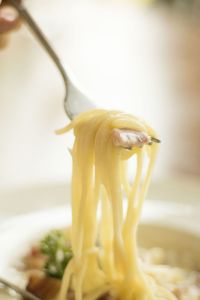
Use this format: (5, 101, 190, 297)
(0, 186, 200, 299)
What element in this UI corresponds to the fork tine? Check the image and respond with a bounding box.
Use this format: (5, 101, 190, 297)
(150, 137, 161, 144)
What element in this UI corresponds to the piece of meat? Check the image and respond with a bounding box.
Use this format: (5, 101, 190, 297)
(112, 129, 151, 149)
(27, 273, 112, 300)
(98, 293, 112, 300)
(23, 246, 46, 271)
(27, 272, 61, 300)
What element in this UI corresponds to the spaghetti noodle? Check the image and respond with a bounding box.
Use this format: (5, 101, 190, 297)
(56, 109, 175, 300)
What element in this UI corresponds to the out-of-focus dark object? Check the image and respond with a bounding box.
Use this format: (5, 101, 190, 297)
(0, 0, 21, 48)
(153, 0, 200, 18)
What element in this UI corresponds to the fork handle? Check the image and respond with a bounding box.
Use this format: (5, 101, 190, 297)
(6, 0, 69, 112)
(0, 276, 41, 300)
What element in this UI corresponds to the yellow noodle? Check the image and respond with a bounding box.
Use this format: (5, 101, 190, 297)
(57, 109, 175, 300)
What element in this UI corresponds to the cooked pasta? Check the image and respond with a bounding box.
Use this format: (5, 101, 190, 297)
(56, 109, 176, 300)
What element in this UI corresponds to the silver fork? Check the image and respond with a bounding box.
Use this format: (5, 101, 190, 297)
(7, 0, 95, 121)
(7, 0, 160, 149)
(0, 276, 40, 300)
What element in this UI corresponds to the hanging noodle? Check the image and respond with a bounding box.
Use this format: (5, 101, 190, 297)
(56, 109, 176, 300)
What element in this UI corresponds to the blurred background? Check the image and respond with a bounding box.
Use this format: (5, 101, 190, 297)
(1, 0, 200, 219)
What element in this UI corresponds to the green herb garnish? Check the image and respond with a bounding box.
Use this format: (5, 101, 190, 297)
(40, 230, 73, 279)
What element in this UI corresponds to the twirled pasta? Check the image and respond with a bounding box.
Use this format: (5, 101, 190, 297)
(56, 109, 175, 300)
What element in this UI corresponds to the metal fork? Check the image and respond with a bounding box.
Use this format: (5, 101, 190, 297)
(0, 276, 40, 300)
(7, 0, 94, 121)
(6, 0, 160, 147)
